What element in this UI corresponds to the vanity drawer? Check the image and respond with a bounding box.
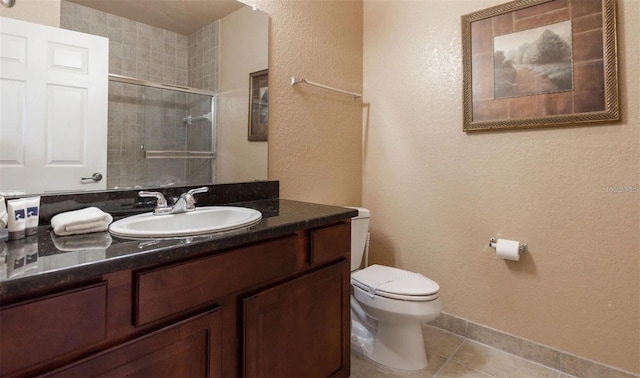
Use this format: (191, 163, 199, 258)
(135, 235, 301, 326)
(45, 307, 223, 378)
(0, 282, 108, 376)
(310, 222, 351, 265)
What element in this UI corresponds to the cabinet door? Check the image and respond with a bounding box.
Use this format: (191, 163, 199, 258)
(46, 308, 223, 378)
(0, 283, 107, 376)
(244, 260, 350, 377)
(136, 235, 299, 326)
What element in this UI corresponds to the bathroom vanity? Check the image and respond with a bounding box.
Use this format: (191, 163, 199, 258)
(0, 183, 357, 377)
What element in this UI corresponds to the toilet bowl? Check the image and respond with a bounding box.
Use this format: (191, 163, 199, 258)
(348, 207, 441, 371)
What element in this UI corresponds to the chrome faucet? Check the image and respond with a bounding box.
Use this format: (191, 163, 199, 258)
(139, 187, 210, 215)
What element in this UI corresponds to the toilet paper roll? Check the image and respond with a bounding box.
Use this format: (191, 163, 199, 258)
(495, 238, 520, 261)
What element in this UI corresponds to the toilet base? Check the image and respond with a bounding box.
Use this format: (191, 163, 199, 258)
(352, 320, 428, 371)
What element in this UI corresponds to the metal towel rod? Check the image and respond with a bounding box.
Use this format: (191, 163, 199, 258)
(290, 76, 362, 100)
(145, 150, 215, 159)
(109, 74, 216, 97)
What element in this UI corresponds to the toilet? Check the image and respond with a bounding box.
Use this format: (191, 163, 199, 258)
(349, 207, 441, 371)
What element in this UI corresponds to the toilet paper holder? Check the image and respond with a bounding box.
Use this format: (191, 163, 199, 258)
(489, 238, 527, 254)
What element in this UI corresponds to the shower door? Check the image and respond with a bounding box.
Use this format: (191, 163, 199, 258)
(106, 80, 215, 189)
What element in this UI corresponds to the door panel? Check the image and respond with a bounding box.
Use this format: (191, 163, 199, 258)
(0, 78, 25, 166)
(46, 84, 87, 164)
(0, 16, 108, 194)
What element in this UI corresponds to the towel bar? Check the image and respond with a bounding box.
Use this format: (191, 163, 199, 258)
(290, 76, 362, 100)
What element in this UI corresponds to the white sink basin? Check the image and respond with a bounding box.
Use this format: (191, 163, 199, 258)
(109, 206, 262, 239)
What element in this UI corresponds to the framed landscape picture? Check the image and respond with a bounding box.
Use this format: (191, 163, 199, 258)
(248, 69, 268, 141)
(461, 0, 619, 131)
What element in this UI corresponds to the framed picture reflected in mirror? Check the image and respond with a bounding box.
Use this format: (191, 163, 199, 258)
(249, 69, 268, 141)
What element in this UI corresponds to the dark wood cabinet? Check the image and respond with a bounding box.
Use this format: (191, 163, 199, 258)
(0, 221, 351, 377)
(244, 260, 350, 377)
(45, 308, 223, 378)
(0, 282, 108, 376)
(134, 236, 300, 326)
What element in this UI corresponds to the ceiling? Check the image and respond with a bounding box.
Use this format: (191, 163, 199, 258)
(66, 0, 245, 35)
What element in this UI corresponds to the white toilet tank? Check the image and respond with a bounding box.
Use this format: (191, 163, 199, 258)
(349, 207, 370, 271)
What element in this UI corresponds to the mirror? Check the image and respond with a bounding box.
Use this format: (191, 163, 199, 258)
(1, 0, 268, 195)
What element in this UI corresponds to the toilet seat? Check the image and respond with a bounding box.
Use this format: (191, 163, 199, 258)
(352, 264, 439, 302)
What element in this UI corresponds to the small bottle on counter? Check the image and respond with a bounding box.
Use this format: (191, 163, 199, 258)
(24, 196, 41, 236)
(6, 199, 26, 240)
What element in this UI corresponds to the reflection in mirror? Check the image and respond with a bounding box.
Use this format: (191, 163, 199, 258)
(0, 0, 268, 195)
(107, 83, 215, 189)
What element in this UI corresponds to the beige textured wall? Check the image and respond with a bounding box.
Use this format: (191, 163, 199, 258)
(0, 0, 60, 27)
(363, 0, 639, 373)
(250, 0, 363, 206)
(218, 6, 269, 183)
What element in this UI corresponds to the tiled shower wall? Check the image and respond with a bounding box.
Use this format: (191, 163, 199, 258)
(60, 0, 217, 189)
(188, 22, 218, 92)
(186, 22, 219, 185)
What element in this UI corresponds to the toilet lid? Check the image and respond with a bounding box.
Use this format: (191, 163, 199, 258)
(351, 264, 439, 300)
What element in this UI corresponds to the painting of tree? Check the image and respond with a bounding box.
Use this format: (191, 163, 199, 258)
(494, 20, 573, 99)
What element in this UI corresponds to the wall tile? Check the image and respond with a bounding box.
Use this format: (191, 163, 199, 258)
(107, 26, 123, 43)
(559, 353, 638, 378)
(61, 0, 216, 188)
(427, 312, 638, 377)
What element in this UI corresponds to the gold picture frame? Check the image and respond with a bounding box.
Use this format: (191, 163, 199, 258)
(248, 69, 268, 141)
(461, 0, 619, 131)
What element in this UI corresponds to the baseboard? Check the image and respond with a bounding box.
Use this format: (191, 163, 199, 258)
(428, 312, 639, 378)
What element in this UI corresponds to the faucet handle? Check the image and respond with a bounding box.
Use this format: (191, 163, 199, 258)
(187, 187, 209, 196)
(183, 187, 209, 210)
(138, 191, 168, 208)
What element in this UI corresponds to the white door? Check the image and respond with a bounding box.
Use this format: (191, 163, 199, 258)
(0, 16, 108, 194)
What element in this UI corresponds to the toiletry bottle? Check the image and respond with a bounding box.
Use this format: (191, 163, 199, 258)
(24, 196, 41, 236)
(7, 199, 26, 240)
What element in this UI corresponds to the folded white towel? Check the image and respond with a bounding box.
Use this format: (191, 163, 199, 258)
(51, 207, 113, 236)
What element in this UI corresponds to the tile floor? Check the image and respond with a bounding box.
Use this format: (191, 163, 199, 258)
(350, 324, 573, 378)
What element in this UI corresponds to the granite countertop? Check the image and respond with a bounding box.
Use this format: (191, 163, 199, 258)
(0, 199, 358, 302)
